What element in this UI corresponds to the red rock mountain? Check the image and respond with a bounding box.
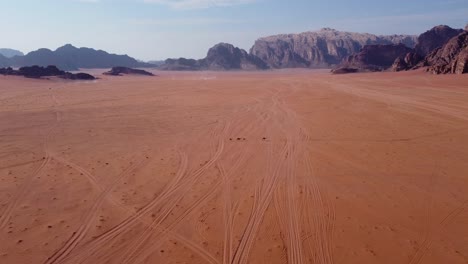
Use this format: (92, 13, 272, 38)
(421, 31, 468, 74)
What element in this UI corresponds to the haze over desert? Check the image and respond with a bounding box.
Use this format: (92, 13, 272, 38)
(1, 70, 468, 264)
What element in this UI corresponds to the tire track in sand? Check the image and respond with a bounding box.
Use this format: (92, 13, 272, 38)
(44, 155, 151, 264)
(0, 91, 60, 230)
(61, 122, 228, 264)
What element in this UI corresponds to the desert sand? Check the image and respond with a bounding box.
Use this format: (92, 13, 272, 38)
(1, 70, 467, 264)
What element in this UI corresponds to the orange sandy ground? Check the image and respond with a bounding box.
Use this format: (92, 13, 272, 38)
(0, 70, 467, 264)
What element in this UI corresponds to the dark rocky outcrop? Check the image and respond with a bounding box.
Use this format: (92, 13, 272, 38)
(0, 65, 95, 80)
(420, 31, 468, 74)
(5, 44, 150, 71)
(60, 72, 96, 80)
(0, 48, 24, 58)
(330, 67, 359, 74)
(104, 66, 154, 76)
(159, 43, 268, 71)
(250, 28, 417, 69)
(334, 44, 413, 73)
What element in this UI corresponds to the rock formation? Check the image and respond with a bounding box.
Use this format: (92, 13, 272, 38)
(201, 43, 268, 70)
(160, 43, 267, 71)
(104, 67, 154, 76)
(391, 52, 423, 71)
(421, 31, 468, 74)
(250, 28, 417, 68)
(0, 65, 95, 80)
(333, 44, 413, 73)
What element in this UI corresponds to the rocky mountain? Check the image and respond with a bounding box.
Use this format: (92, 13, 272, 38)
(160, 43, 267, 71)
(420, 31, 468, 74)
(333, 44, 413, 73)
(0, 48, 24, 58)
(392, 25, 464, 72)
(11, 48, 76, 71)
(414, 25, 463, 56)
(250, 28, 417, 68)
(5, 44, 150, 71)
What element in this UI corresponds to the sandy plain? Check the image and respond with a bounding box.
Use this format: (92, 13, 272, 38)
(0, 70, 467, 264)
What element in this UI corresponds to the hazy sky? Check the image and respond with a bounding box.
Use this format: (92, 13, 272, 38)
(1, 0, 467, 60)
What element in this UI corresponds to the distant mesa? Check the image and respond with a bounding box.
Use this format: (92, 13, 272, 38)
(104, 67, 155, 76)
(159, 43, 267, 71)
(0, 65, 96, 80)
(0, 48, 24, 58)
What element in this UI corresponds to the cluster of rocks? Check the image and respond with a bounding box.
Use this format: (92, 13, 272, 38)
(0, 65, 95, 80)
(103, 67, 154, 76)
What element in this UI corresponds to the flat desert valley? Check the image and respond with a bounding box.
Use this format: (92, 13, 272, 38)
(1, 70, 468, 264)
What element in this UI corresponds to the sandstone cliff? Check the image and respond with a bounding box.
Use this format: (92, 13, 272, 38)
(250, 28, 417, 68)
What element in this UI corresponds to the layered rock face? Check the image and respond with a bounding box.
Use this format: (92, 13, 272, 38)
(422, 31, 468, 74)
(333, 44, 413, 73)
(250, 28, 417, 68)
(160, 43, 267, 71)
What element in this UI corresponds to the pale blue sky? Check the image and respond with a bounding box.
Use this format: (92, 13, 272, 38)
(1, 0, 467, 60)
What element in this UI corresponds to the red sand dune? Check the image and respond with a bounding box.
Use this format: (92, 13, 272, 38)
(1, 70, 467, 264)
